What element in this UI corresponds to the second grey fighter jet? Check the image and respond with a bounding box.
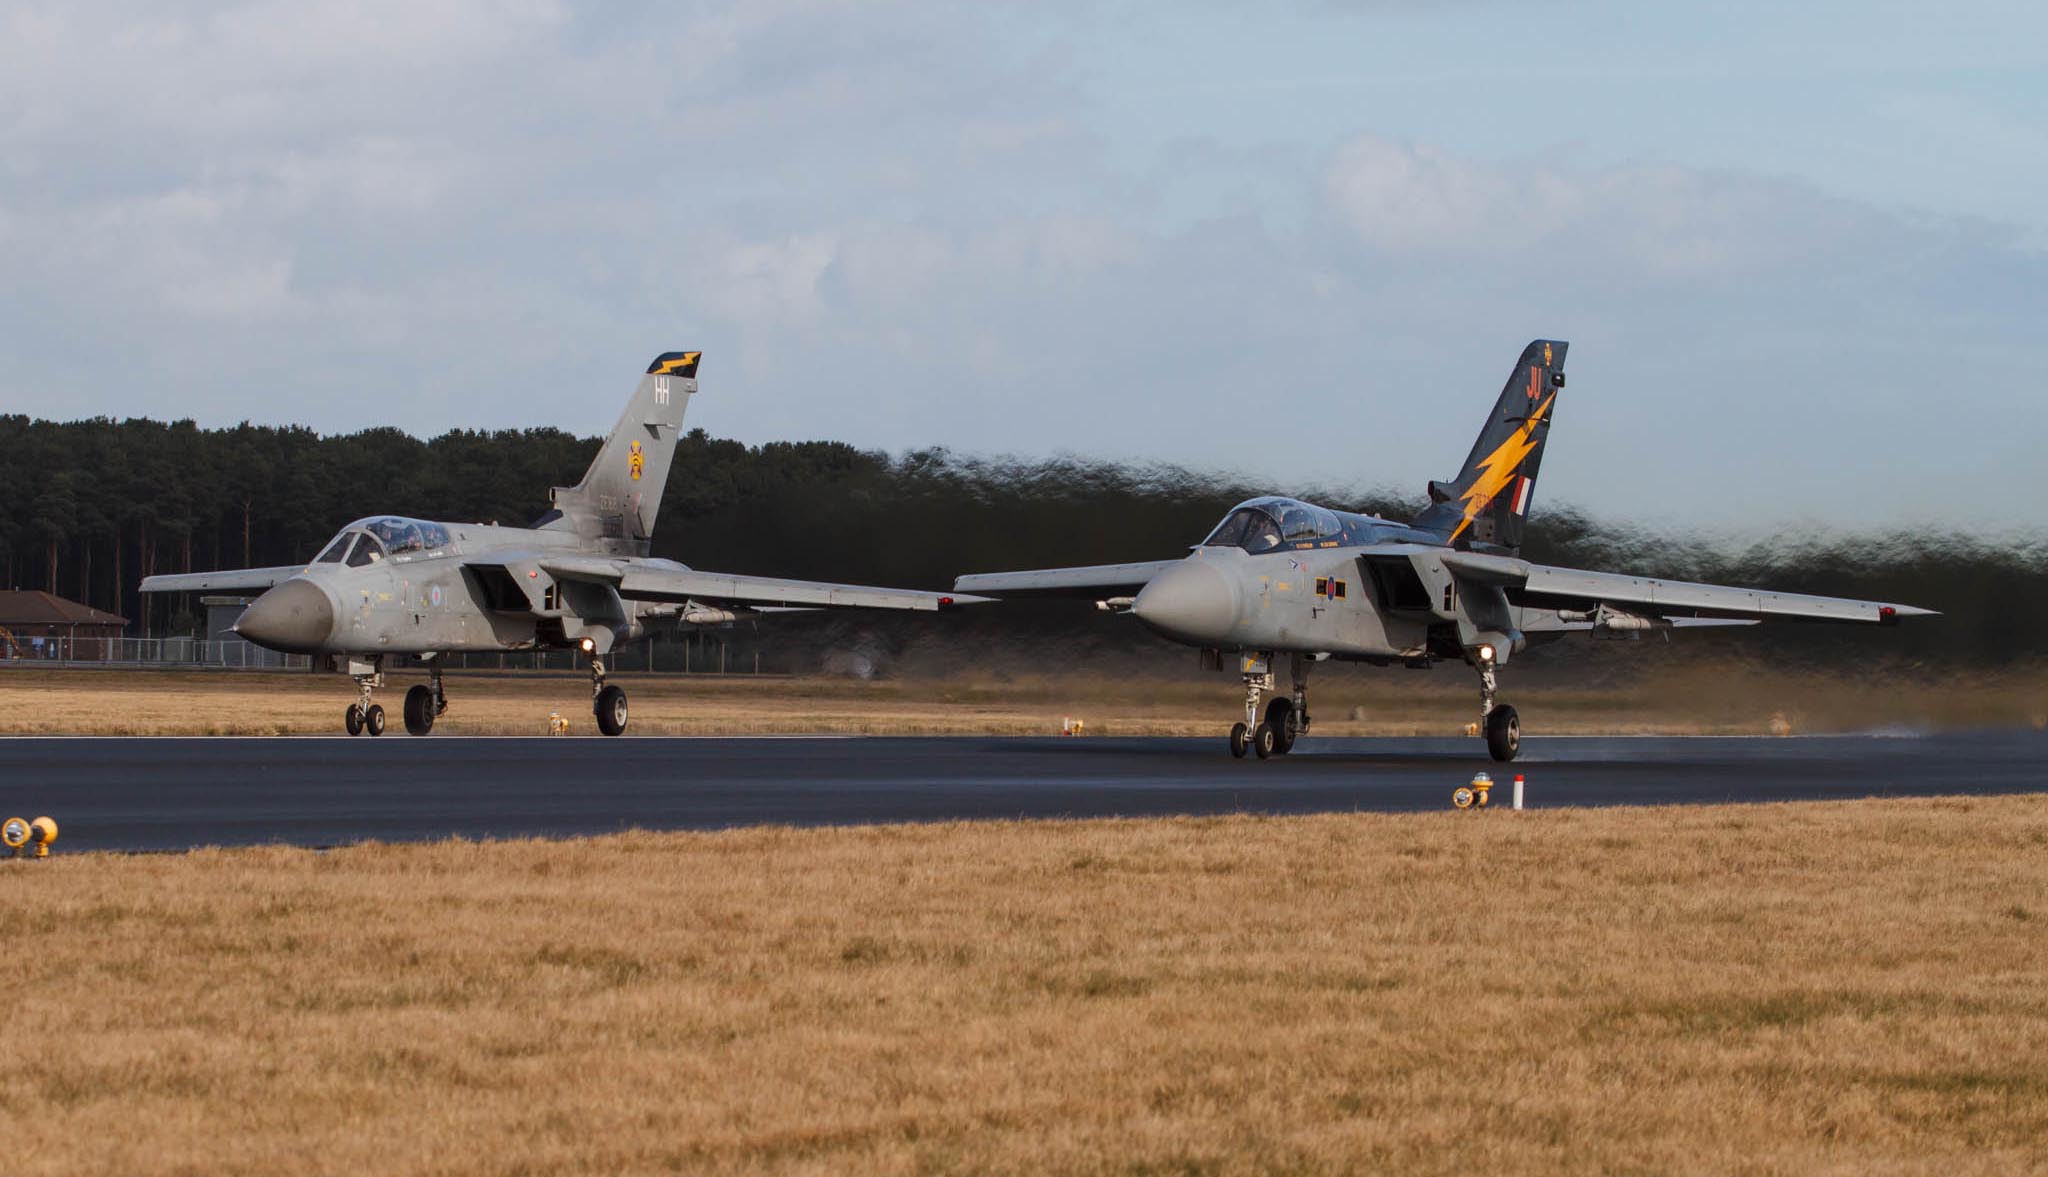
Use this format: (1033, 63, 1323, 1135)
(955, 340, 1935, 762)
(143, 351, 980, 737)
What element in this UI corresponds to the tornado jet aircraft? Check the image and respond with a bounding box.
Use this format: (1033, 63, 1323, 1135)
(142, 351, 978, 737)
(955, 340, 1935, 762)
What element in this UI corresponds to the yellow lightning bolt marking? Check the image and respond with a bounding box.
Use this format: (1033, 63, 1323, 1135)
(655, 351, 701, 375)
(1448, 390, 1555, 542)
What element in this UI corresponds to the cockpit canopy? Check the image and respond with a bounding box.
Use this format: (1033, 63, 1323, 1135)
(1201, 497, 1343, 553)
(313, 516, 453, 567)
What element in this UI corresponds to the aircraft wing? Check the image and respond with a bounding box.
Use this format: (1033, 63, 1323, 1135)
(540, 557, 983, 612)
(952, 559, 1183, 598)
(140, 566, 307, 594)
(1438, 550, 1936, 624)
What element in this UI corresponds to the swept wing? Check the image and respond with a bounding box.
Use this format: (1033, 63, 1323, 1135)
(952, 560, 1182, 599)
(542, 557, 983, 612)
(139, 566, 307, 594)
(1436, 550, 1935, 624)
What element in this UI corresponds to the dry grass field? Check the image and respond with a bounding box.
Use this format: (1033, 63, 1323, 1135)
(2, 797, 2045, 1175)
(2, 661, 2045, 737)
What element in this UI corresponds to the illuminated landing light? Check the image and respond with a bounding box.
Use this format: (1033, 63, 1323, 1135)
(579, 637, 597, 654)
(1476, 643, 1496, 664)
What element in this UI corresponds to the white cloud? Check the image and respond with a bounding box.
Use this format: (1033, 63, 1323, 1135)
(1323, 133, 1903, 284)
(0, 2, 2043, 529)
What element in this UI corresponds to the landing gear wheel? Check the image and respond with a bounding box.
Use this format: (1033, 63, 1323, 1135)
(1229, 722, 1250, 758)
(1263, 698, 1296, 755)
(1485, 704, 1520, 762)
(364, 703, 386, 737)
(403, 685, 436, 736)
(595, 684, 629, 737)
(1252, 722, 1277, 760)
(345, 704, 364, 736)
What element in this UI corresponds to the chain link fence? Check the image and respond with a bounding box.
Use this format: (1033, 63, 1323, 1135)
(0, 635, 312, 670)
(0, 631, 791, 676)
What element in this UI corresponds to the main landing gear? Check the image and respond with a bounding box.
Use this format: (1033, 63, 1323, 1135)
(1474, 651, 1520, 762)
(589, 649, 628, 737)
(1227, 652, 1311, 761)
(403, 662, 448, 737)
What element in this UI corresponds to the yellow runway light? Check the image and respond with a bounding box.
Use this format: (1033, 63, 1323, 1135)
(1453, 773, 1493, 810)
(4, 816, 57, 857)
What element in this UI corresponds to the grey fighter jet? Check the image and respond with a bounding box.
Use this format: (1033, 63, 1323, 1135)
(955, 340, 1935, 762)
(142, 351, 978, 737)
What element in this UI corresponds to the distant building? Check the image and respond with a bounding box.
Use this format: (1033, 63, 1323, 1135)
(0, 591, 129, 661)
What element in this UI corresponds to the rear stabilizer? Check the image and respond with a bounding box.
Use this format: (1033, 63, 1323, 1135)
(544, 351, 699, 553)
(1411, 340, 1565, 554)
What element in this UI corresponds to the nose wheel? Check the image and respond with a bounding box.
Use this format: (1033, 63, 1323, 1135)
(346, 702, 385, 736)
(344, 659, 386, 736)
(1223, 653, 1310, 760)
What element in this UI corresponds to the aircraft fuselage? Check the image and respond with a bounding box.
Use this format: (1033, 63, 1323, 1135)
(234, 519, 675, 658)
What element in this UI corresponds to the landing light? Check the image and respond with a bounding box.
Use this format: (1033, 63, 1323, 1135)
(4, 816, 57, 858)
(579, 637, 596, 653)
(1476, 643, 1496, 663)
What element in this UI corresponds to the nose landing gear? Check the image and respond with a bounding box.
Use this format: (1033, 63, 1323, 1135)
(1226, 653, 1312, 760)
(1228, 656, 1274, 759)
(345, 659, 385, 736)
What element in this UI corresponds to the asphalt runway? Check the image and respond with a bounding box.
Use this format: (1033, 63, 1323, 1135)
(2, 731, 2044, 853)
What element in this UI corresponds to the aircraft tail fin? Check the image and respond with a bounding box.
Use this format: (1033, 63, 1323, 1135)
(1410, 339, 1565, 554)
(544, 351, 699, 552)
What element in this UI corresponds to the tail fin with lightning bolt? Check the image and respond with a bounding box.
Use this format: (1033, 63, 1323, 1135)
(1410, 340, 1566, 555)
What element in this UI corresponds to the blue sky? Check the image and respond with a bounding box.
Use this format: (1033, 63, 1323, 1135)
(3, 1, 2042, 530)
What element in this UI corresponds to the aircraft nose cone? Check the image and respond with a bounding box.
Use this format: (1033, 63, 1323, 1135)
(234, 579, 335, 654)
(1132, 559, 1240, 642)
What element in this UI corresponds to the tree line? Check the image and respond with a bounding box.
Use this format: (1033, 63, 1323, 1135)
(1, 413, 2039, 665)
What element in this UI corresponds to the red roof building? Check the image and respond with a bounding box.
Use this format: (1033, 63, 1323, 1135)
(0, 591, 129, 660)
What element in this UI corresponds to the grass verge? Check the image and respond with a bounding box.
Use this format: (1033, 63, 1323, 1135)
(2, 796, 2045, 1174)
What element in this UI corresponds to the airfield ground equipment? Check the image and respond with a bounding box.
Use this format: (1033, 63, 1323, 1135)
(1452, 773, 1493, 810)
(3, 816, 59, 858)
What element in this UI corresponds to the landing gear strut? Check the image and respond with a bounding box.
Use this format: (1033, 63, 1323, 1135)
(590, 651, 628, 737)
(1228, 657, 1272, 759)
(1228, 652, 1311, 760)
(1475, 656, 1520, 762)
(403, 661, 447, 737)
(345, 658, 386, 737)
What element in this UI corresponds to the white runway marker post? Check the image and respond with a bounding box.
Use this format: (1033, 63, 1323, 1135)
(1513, 774, 1524, 810)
